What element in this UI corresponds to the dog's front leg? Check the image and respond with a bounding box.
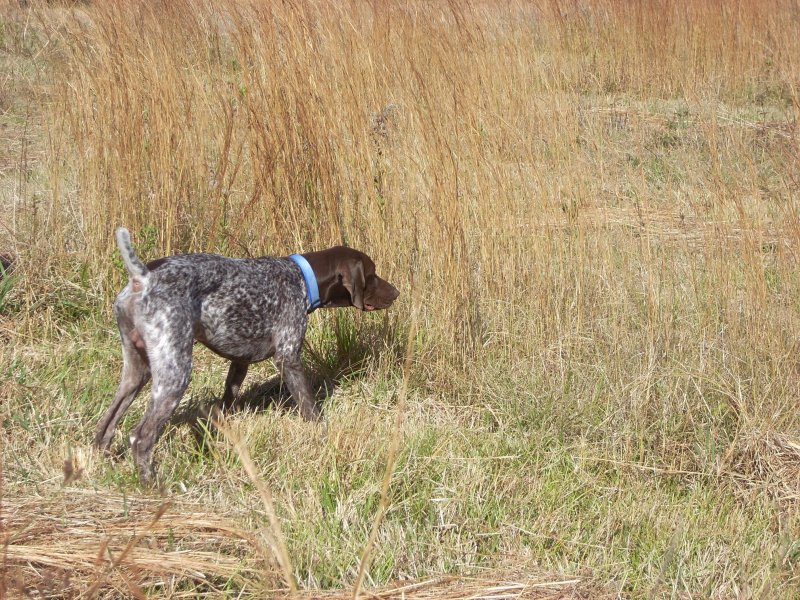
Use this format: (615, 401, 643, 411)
(276, 352, 320, 421)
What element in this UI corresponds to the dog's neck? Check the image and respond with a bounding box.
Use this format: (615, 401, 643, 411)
(288, 254, 322, 312)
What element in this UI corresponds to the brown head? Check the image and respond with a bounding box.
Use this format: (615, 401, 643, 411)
(301, 246, 399, 311)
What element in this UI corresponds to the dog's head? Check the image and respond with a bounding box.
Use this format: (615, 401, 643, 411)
(303, 246, 399, 311)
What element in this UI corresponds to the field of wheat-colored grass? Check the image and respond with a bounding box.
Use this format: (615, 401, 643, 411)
(2, 0, 800, 597)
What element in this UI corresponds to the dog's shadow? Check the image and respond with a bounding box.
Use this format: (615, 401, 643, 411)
(170, 370, 333, 444)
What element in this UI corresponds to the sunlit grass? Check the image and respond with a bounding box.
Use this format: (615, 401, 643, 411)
(2, 0, 799, 597)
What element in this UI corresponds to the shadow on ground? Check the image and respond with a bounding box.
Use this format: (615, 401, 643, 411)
(168, 368, 337, 448)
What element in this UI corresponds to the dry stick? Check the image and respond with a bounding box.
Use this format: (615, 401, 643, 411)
(215, 417, 298, 597)
(352, 297, 419, 600)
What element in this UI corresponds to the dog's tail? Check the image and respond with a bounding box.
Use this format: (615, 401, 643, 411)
(116, 228, 149, 280)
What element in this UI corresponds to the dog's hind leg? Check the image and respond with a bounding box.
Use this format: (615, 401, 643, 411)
(95, 311, 151, 451)
(129, 317, 193, 485)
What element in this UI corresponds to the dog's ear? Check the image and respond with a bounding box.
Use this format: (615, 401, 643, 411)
(340, 259, 365, 310)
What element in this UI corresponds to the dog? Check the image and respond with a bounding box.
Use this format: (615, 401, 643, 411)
(94, 228, 399, 484)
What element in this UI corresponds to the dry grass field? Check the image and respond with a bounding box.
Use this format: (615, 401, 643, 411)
(2, 0, 800, 597)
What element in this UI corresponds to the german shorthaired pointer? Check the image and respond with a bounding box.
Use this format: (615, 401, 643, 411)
(95, 228, 399, 485)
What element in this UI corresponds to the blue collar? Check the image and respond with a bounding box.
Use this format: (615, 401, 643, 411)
(288, 254, 322, 312)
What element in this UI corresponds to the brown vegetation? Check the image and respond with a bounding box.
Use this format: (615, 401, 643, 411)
(2, 0, 799, 597)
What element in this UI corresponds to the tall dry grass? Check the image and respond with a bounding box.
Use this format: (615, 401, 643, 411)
(35, 0, 800, 401)
(3, 0, 800, 596)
